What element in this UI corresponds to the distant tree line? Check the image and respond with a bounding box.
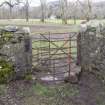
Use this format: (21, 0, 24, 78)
(0, 0, 105, 24)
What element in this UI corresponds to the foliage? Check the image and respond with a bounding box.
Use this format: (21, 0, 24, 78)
(0, 59, 14, 84)
(0, 30, 14, 84)
(0, 31, 13, 49)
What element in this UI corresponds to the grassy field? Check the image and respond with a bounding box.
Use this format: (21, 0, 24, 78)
(0, 19, 105, 26)
(0, 19, 81, 34)
(1, 19, 105, 34)
(0, 19, 83, 26)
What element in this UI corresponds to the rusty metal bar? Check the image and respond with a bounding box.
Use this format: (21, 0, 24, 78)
(32, 32, 78, 82)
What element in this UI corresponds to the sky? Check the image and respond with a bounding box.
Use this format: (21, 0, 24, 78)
(31, 0, 105, 7)
(0, 0, 105, 7)
(30, 0, 105, 6)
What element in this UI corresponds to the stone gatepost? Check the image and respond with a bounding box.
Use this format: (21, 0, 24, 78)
(0, 26, 32, 79)
(13, 27, 32, 78)
(80, 23, 105, 74)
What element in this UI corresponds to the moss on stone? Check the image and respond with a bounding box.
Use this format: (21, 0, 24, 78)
(0, 59, 14, 84)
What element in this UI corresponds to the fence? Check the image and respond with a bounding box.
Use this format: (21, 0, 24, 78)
(0, 26, 82, 83)
(1, 23, 105, 84)
(31, 32, 81, 84)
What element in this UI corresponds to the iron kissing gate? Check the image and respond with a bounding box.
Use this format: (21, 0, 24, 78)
(31, 32, 81, 83)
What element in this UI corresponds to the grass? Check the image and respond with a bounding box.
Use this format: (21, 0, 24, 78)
(0, 19, 83, 26)
(0, 19, 81, 34)
(0, 19, 105, 26)
(23, 83, 79, 105)
(32, 83, 79, 97)
(1, 19, 105, 34)
(0, 83, 79, 105)
(32, 83, 55, 96)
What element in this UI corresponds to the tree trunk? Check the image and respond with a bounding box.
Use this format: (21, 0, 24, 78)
(9, 0, 12, 19)
(40, 0, 46, 23)
(86, 0, 92, 21)
(41, 5, 45, 22)
(60, 0, 68, 24)
(25, 0, 29, 22)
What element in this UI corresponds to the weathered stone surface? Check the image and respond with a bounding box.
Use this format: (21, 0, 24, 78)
(64, 64, 81, 83)
(80, 23, 105, 80)
(0, 26, 32, 79)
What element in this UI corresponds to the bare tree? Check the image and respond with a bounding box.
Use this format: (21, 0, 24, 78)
(76, 0, 92, 21)
(0, 0, 20, 19)
(87, 0, 92, 20)
(71, 1, 78, 24)
(0, 0, 30, 22)
(40, 0, 47, 22)
(15, 0, 30, 22)
(25, 0, 29, 22)
(60, 0, 68, 24)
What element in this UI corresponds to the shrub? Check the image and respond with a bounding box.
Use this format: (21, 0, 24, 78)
(0, 59, 14, 84)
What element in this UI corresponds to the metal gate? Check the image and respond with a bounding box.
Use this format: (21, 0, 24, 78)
(31, 32, 80, 83)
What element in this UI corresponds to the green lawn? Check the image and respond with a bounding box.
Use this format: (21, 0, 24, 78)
(0, 19, 83, 26)
(0, 19, 105, 27)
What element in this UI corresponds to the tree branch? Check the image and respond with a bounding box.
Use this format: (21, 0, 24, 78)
(0, 1, 23, 8)
(0, 1, 13, 7)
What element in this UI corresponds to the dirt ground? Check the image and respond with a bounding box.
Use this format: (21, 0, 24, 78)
(0, 71, 105, 105)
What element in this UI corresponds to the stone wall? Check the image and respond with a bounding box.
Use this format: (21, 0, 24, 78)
(80, 24, 105, 79)
(0, 26, 32, 79)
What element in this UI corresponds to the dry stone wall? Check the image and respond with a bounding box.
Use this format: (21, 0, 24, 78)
(80, 24, 105, 80)
(0, 26, 32, 79)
